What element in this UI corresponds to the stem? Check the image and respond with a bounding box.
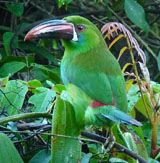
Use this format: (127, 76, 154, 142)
(0, 130, 101, 144)
(0, 112, 52, 125)
(126, 37, 152, 123)
(150, 111, 159, 158)
(126, 37, 159, 158)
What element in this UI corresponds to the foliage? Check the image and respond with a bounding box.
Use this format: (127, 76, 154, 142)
(51, 97, 81, 163)
(0, 133, 23, 163)
(0, 0, 160, 163)
(124, 0, 150, 33)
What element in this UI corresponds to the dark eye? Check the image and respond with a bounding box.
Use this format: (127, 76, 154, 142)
(76, 25, 85, 32)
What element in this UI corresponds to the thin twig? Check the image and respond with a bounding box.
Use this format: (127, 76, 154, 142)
(0, 112, 52, 124)
(0, 89, 19, 111)
(0, 130, 148, 162)
(126, 37, 152, 123)
(0, 130, 101, 144)
(81, 131, 148, 163)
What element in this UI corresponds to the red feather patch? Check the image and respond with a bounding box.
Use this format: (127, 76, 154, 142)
(90, 96, 115, 108)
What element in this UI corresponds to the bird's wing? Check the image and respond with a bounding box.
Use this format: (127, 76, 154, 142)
(85, 106, 142, 126)
(61, 49, 127, 111)
(62, 63, 116, 105)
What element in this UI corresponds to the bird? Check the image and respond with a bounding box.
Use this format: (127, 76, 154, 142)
(24, 15, 142, 136)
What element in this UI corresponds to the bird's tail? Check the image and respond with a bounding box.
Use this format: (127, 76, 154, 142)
(85, 105, 142, 127)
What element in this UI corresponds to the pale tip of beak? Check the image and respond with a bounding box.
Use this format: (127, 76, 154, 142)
(72, 25, 78, 42)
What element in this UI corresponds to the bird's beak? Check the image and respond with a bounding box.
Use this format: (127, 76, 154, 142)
(24, 19, 78, 41)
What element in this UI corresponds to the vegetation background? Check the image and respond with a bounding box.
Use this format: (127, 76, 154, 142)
(0, 0, 160, 163)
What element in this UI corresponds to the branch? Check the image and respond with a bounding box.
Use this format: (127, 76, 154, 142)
(0, 130, 101, 144)
(0, 112, 52, 124)
(81, 131, 148, 163)
(0, 129, 147, 162)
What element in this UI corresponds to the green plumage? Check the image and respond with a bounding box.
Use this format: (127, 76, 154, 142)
(25, 15, 141, 128)
(60, 16, 141, 128)
(24, 15, 142, 162)
(61, 40, 127, 108)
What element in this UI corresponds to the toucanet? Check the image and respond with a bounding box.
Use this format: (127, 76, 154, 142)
(25, 16, 142, 130)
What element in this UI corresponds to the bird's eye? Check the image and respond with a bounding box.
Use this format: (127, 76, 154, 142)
(76, 25, 85, 32)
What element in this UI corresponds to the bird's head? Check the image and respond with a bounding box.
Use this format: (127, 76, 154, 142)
(25, 16, 104, 53)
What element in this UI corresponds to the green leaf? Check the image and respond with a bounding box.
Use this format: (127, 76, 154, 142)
(0, 56, 34, 73)
(56, 0, 72, 7)
(88, 144, 98, 154)
(0, 61, 26, 78)
(5, 2, 24, 16)
(27, 80, 43, 93)
(155, 151, 160, 160)
(29, 149, 51, 163)
(3, 32, 18, 56)
(122, 63, 132, 73)
(132, 125, 145, 143)
(46, 80, 55, 88)
(124, 132, 138, 152)
(1, 80, 28, 115)
(0, 56, 34, 66)
(81, 153, 92, 163)
(142, 121, 152, 139)
(135, 94, 153, 119)
(124, 0, 150, 33)
(0, 25, 10, 32)
(7, 121, 18, 131)
(53, 84, 66, 93)
(0, 133, 23, 163)
(29, 87, 56, 112)
(51, 97, 81, 163)
(28, 80, 43, 88)
(32, 63, 60, 84)
(0, 47, 7, 59)
(124, 132, 148, 161)
(150, 81, 160, 93)
(125, 79, 134, 93)
(0, 77, 9, 100)
(136, 138, 149, 161)
(149, 158, 160, 163)
(60, 90, 71, 102)
(127, 84, 141, 111)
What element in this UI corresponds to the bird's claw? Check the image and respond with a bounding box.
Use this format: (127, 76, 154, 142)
(103, 135, 115, 154)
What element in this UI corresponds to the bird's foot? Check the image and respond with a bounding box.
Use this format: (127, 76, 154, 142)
(103, 135, 115, 154)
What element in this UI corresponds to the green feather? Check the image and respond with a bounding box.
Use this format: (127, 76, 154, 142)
(60, 16, 141, 128)
(85, 106, 142, 127)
